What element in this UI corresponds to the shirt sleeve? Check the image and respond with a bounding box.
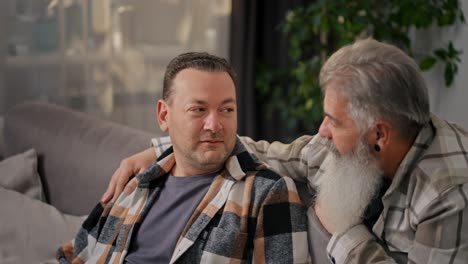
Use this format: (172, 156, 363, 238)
(327, 183, 468, 263)
(254, 176, 312, 263)
(151, 136, 172, 156)
(56, 202, 106, 263)
(327, 224, 398, 264)
(240, 135, 328, 183)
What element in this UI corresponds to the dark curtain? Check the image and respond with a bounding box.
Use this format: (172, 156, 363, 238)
(230, 0, 309, 142)
(230, 0, 257, 139)
(0, 1, 6, 113)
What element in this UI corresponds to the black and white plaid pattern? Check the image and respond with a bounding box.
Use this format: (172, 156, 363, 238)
(57, 137, 311, 263)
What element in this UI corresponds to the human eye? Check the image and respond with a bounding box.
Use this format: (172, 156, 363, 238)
(189, 107, 206, 113)
(324, 115, 339, 127)
(220, 107, 235, 113)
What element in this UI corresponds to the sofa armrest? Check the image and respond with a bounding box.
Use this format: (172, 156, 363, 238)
(4, 101, 156, 215)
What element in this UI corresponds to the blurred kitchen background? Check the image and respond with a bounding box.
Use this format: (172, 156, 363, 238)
(0, 0, 231, 133)
(0, 0, 467, 141)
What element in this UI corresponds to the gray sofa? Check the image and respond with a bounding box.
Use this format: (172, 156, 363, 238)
(0, 101, 156, 262)
(0, 101, 331, 263)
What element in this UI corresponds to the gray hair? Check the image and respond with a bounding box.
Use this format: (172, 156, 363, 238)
(319, 38, 430, 139)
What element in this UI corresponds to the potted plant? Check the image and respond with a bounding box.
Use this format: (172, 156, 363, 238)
(257, 0, 465, 140)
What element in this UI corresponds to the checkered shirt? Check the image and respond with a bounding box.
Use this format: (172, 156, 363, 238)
(241, 114, 468, 264)
(57, 137, 311, 264)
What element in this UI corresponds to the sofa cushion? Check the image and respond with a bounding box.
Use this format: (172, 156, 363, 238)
(0, 148, 44, 201)
(4, 102, 155, 215)
(0, 186, 84, 263)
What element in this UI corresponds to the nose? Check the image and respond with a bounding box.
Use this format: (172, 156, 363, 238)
(318, 117, 331, 139)
(204, 112, 223, 132)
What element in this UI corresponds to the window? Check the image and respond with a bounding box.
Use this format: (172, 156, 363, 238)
(1, 0, 231, 133)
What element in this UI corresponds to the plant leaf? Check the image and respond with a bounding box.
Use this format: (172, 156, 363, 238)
(444, 63, 454, 86)
(420, 56, 437, 70)
(434, 48, 448, 60)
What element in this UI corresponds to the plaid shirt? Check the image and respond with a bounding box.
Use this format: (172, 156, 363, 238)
(241, 114, 468, 264)
(57, 138, 311, 264)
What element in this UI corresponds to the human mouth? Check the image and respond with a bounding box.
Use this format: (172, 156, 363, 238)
(199, 139, 224, 147)
(200, 140, 223, 144)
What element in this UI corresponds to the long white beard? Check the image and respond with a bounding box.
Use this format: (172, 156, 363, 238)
(316, 139, 383, 233)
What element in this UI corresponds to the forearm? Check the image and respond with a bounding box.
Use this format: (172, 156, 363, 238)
(240, 135, 325, 183)
(327, 225, 398, 264)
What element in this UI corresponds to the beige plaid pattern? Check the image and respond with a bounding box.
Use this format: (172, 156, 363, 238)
(58, 138, 311, 263)
(241, 114, 468, 264)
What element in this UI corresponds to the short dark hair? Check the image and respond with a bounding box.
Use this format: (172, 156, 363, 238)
(162, 52, 237, 101)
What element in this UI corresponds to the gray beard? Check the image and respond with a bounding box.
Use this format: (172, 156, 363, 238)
(316, 139, 383, 233)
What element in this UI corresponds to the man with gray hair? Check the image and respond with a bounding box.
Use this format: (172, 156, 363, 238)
(102, 39, 468, 263)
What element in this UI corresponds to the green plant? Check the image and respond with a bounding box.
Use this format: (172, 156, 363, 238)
(257, 0, 465, 138)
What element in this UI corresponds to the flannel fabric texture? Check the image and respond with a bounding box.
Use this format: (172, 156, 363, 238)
(57, 137, 311, 263)
(241, 114, 468, 264)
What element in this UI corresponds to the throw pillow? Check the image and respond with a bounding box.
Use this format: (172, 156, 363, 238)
(0, 148, 44, 201)
(0, 186, 85, 263)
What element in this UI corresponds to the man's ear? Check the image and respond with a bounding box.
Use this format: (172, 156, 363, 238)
(370, 120, 393, 152)
(157, 100, 169, 132)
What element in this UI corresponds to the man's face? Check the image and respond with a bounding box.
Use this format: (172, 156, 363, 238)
(157, 68, 237, 176)
(317, 84, 384, 232)
(318, 85, 361, 155)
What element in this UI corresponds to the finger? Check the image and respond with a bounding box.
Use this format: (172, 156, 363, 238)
(111, 162, 135, 203)
(101, 168, 118, 203)
(124, 178, 138, 195)
(111, 172, 126, 203)
(138, 167, 147, 174)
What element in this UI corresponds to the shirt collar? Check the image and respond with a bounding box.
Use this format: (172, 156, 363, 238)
(384, 116, 436, 197)
(137, 136, 261, 186)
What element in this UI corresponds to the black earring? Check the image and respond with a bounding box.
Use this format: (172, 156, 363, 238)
(374, 144, 381, 152)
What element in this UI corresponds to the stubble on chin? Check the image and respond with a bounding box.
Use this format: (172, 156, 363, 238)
(190, 142, 231, 167)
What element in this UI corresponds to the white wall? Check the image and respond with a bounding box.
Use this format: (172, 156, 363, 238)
(413, 1, 468, 128)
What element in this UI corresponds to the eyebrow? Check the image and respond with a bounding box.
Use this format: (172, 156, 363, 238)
(190, 98, 236, 105)
(324, 112, 341, 125)
(221, 98, 236, 105)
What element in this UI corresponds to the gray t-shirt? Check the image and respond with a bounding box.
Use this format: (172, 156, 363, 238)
(125, 173, 215, 264)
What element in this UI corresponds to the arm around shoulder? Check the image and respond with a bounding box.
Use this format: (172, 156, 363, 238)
(241, 135, 325, 183)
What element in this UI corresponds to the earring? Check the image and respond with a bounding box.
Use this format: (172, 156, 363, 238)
(374, 144, 381, 152)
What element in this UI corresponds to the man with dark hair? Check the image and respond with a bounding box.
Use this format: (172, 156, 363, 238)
(57, 52, 311, 263)
(103, 39, 468, 263)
